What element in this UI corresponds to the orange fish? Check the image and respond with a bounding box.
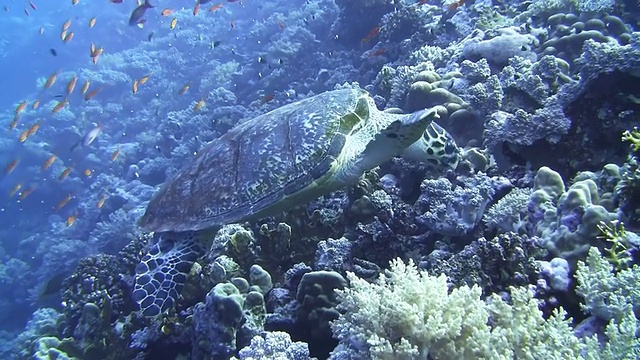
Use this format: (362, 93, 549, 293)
(132, 79, 139, 94)
(138, 75, 150, 85)
(66, 214, 76, 227)
(8, 183, 22, 198)
(369, 48, 387, 56)
(52, 98, 69, 113)
(66, 75, 78, 95)
(97, 194, 107, 209)
(161, 8, 173, 16)
(261, 93, 275, 104)
(73, 0, 79, 5)
(448, 0, 466, 11)
(41, 154, 57, 171)
(15, 100, 28, 115)
(19, 186, 35, 201)
(55, 193, 73, 211)
(193, 2, 200, 15)
(27, 121, 40, 136)
(209, 3, 223, 12)
(361, 26, 380, 44)
(194, 99, 206, 112)
(170, 18, 177, 30)
(31, 99, 40, 109)
(90, 46, 104, 58)
(111, 144, 121, 161)
(9, 114, 20, 130)
(59, 165, 73, 181)
(177, 83, 191, 95)
(44, 72, 57, 89)
(5, 159, 19, 174)
(63, 31, 74, 43)
(81, 80, 91, 94)
(60, 30, 67, 41)
(89, 17, 96, 27)
(19, 129, 29, 143)
(83, 168, 93, 177)
(84, 87, 102, 101)
(62, 19, 71, 31)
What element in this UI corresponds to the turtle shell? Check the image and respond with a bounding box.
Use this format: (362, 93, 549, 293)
(138, 88, 371, 233)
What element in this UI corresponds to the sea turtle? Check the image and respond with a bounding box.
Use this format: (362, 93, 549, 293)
(134, 87, 458, 316)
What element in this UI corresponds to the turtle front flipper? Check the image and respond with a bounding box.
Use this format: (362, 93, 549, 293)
(132, 231, 203, 316)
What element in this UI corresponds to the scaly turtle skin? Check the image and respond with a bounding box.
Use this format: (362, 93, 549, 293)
(134, 87, 443, 316)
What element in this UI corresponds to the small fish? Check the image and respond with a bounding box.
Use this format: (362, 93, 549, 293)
(110, 0, 123, 3)
(39, 27, 44, 35)
(89, 17, 96, 28)
(71, 124, 102, 151)
(193, 2, 200, 15)
(60, 30, 67, 41)
(83, 168, 93, 177)
(63, 31, 74, 43)
(194, 99, 206, 112)
(230, 20, 235, 29)
(448, 0, 466, 11)
(138, 75, 150, 85)
(170, 18, 177, 30)
(132, 79, 139, 94)
(84, 87, 103, 101)
(49, 48, 57, 56)
(72, 0, 80, 5)
(29, 0, 37, 10)
(44, 72, 58, 89)
(129, 0, 154, 26)
(111, 144, 121, 161)
(278, 19, 285, 29)
(62, 19, 71, 32)
(97, 194, 107, 209)
(361, 26, 381, 44)
(66, 215, 76, 227)
(52, 98, 69, 114)
(31, 99, 40, 109)
(261, 94, 275, 103)
(40, 273, 66, 299)
(15, 100, 28, 115)
(42, 154, 57, 171)
(161, 8, 173, 16)
(369, 48, 387, 56)
(208, 3, 223, 12)
(55, 193, 73, 211)
(24, 7, 30, 16)
(81, 80, 91, 94)
(9, 115, 20, 130)
(27, 121, 40, 136)
(5, 159, 19, 174)
(211, 40, 221, 48)
(59, 165, 73, 181)
(148, 32, 154, 42)
(177, 83, 191, 95)
(19, 186, 35, 200)
(8, 183, 22, 198)
(66, 76, 78, 95)
(19, 130, 29, 143)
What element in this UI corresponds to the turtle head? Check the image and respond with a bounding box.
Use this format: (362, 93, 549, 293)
(352, 107, 442, 169)
(403, 122, 461, 170)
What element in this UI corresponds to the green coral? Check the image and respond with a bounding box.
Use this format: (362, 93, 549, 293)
(597, 220, 634, 270)
(621, 127, 640, 153)
(331, 254, 640, 359)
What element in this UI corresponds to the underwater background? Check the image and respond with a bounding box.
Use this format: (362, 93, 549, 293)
(0, 0, 640, 359)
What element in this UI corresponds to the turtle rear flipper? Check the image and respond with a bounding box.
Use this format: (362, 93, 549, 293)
(132, 232, 202, 316)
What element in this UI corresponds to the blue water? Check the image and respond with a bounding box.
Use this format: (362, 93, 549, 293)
(0, 0, 639, 359)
